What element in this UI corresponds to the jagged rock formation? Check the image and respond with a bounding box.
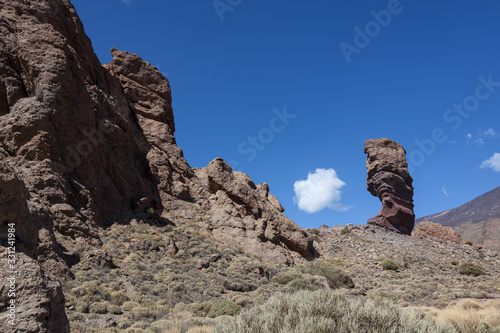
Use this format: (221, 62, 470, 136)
(364, 138, 415, 235)
(0, 0, 315, 331)
(412, 221, 462, 244)
(416, 186, 500, 251)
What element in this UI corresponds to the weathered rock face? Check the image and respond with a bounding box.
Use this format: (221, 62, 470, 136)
(412, 221, 462, 244)
(0, 0, 315, 330)
(364, 138, 415, 235)
(195, 158, 317, 264)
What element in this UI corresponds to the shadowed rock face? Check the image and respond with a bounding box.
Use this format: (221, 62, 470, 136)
(364, 138, 415, 235)
(0, 0, 315, 330)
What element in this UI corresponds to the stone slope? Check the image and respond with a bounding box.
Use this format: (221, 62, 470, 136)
(314, 224, 499, 307)
(0, 0, 315, 331)
(416, 186, 500, 251)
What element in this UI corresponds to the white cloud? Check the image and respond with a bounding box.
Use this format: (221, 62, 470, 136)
(480, 153, 500, 172)
(122, 0, 132, 6)
(466, 129, 498, 146)
(484, 128, 496, 136)
(293, 168, 347, 213)
(441, 186, 449, 197)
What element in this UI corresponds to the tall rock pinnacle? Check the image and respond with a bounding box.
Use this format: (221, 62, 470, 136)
(364, 138, 415, 235)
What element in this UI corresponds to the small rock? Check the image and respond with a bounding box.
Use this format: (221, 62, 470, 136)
(209, 254, 221, 262)
(83, 250, 115, 268)
(163, 236, 178, 255)
(118, 323, 129, 329)
(196, 259, 210, 269)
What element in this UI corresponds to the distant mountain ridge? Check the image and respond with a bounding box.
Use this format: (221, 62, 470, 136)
(416, 186, 500, 251)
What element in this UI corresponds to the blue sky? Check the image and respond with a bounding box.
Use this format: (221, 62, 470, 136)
(72, 0, 500, 229)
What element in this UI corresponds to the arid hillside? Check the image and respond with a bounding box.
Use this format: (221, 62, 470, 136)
(416, 186, 500, 251)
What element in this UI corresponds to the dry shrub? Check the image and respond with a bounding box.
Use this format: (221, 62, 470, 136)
(213, 289, 453, 333)
(186, 326, 213, 333)
(423, 299, 500, 333)
(298, 261, 355, 289)
(458, 262, 485, 276)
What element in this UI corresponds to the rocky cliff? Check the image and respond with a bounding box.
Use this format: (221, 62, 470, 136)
(0, 0, 315, 331)
(364, 138, 415, 235)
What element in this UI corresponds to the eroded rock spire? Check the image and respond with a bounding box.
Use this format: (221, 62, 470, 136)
(364, 138, 415, 235)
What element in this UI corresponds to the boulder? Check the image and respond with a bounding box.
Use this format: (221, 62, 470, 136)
(412, 221, 462, 244)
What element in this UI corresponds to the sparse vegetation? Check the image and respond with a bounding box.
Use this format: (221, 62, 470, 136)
(458, 262, 485, 276)
(465, 240, 473, 246)
(64, 215, 500, 332)
(340, 226, 351, 235)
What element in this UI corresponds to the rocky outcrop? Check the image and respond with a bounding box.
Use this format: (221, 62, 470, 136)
(412, 221, 462, 244)
(107, 50, 316, 264)
(364, 138, 415, 235)
(0, 0, 314, 330)
(195, 158, 317, 264)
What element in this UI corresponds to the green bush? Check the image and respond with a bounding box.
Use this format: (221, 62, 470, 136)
(75, 301, 89, 313)
(465, 240, 473, 246)
(286, 277, 325, 293)
(458, 262, 485, 276)
(190, 300, 241, 318)
(309, 228, 321, 236)
(212, 290, 454, 333)
(211, 300, 241, 317)
(89, 301, 109, 314)
(272, 272, 301, 285)
(298, 262, 355, 289)
(189, 302, 213, 317)
(381, 259, 399, 272)
(451, 260, 459, 266)
(340, 226, 351, 235)
(107, 304, 122, 314)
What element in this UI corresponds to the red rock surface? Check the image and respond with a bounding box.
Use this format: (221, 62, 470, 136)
(412, 221, 462, 244)
(364, 138, 415, 235)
